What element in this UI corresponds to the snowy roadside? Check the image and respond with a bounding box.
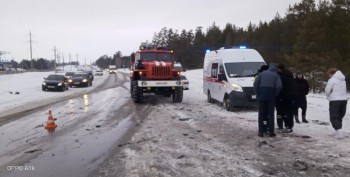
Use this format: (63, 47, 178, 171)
(0, 70, 109, 118)
(183, 69, 350, 141)
(116, 68, 130, 74)
(102, 69, 350, 176)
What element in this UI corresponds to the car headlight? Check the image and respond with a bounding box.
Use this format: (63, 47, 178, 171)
(58, 83, 63, 86)
(82, 79, 88, 82)
(42, 82, 46, 85)
(68, 79, 73, 82)
(232, 83, 243, 92)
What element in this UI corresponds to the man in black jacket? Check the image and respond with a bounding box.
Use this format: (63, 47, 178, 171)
(276, 64, 297, 133)
(294, 72, 310, 123)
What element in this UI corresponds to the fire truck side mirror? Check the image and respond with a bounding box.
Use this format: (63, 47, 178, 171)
(136, 60, 145, 69)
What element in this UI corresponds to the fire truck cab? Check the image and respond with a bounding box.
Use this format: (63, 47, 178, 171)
(130, 45, 184, 103)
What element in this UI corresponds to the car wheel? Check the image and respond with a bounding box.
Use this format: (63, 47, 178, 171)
(131, 81, 143, 103)
(66, 86, 69, 90)
(61, 86, 65, 92)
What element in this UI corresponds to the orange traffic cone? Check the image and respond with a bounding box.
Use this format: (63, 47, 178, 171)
(45, 110, 57, 129)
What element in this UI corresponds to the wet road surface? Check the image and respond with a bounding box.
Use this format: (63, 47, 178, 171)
(0, 72, 153, 177)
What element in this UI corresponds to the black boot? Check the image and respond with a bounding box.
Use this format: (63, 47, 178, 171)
(277, 115, 284, 129)
(294, 115, 300, 124)
(302, 115, 308, 123)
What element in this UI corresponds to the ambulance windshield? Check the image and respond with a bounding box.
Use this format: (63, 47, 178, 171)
(225, 62, 265, 78)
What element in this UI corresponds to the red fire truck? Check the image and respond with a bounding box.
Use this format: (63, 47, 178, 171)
(130, 45, 183, 103)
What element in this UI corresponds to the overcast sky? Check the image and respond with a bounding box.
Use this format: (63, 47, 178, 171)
(0, 0, 303, 63)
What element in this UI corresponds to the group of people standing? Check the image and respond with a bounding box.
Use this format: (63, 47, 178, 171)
(254, 64, 348, 138)
(275, 64, 310, 134)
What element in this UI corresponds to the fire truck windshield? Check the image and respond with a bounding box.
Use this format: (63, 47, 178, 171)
(140, 53, 172, 61)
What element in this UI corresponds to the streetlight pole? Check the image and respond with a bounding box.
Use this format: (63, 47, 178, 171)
(29, 31, 33, 70)
(84, 58, 86, 71)
(53, 46, 57, 72)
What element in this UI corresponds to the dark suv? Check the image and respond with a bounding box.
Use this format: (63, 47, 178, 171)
(42, 75, 70, 91)
(71, 73, 92, 87)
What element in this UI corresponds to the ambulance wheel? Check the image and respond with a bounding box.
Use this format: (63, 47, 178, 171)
(172, 87, 183, 103)
(132, 81, 143, 103)
(223, 96, 233, 111)
(207, 90, 214, 103)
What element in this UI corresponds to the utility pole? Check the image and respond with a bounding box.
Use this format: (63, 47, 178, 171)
(29, 31, 33, 70)
(84, 58, 86, 71)
(62, 53, 65, 71)
(53, 46, 57, 72)
(76, 53, 79, 67)
(57, 51, 61, 70)
(69, 53, 72, 70)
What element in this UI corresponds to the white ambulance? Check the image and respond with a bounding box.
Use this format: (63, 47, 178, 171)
(203, 46, 266, 111)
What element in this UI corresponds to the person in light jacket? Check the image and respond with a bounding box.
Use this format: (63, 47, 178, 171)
(325, 68, 348, 139)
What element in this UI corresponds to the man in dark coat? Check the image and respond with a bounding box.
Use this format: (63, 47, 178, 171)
(294, 72, 310, 123)
(277, 64, 297, 133)
(254, 64, 282, 137)
(256, 65, 270, 133)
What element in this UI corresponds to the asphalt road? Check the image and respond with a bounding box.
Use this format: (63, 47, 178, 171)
(0, 72, 151, 177)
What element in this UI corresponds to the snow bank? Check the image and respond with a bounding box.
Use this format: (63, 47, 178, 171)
(117, 68, 130, 74)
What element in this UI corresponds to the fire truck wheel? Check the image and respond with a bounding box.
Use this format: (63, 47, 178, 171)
(130, 81, 133, 95)
(132, 81, 143, 103)
(172, 87, 183, 103)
